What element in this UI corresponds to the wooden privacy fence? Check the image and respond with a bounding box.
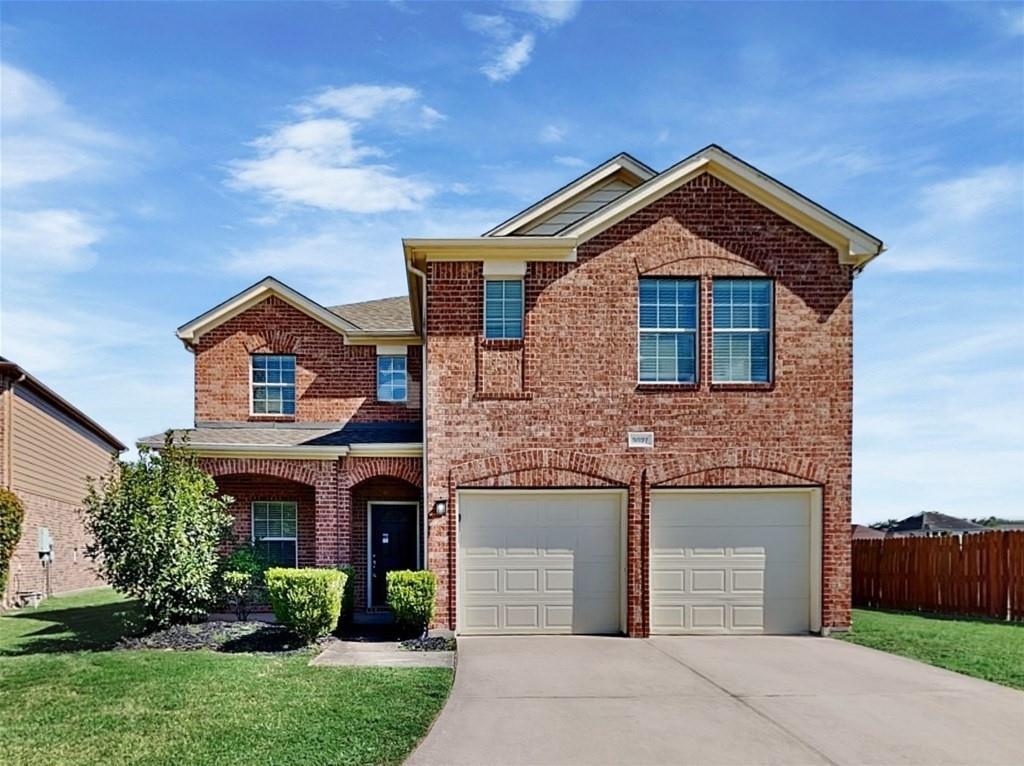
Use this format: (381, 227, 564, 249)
(852, 531, 1024, 621)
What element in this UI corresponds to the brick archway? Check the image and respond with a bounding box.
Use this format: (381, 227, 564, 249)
(348, 457, 422, 488)
(646, 448, 829, 487)
(200, 457, 323, 486)
(450, 448, 633, 487)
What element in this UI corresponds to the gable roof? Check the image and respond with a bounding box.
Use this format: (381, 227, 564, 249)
(0, 357, 125, 451)
(483, 152, 657, 237)
(176, 277, 419, 347)
(562, 144, 884, 267)
(890, 512, 985, 533)
(329, 296, 413, 332)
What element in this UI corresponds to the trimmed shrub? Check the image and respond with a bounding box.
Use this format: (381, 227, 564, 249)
(386, 570, 437, 637)
(265, 568, 345, 642)
(223, 545, 268, 584)
(0, 489, 25, 596)
(336, 564, 356, 624)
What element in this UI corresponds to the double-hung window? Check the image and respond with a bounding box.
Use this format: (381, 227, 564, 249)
(251, 355, 296, 415)
(638, 277, 699, 383)
(484, 279, 523, 340)
(712, 279, 773, 383)
(252, 501, 297, 566)
(377, 355, 407, 402)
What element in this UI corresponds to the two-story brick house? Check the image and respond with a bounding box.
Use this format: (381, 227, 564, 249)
(143, 145, 883, 636)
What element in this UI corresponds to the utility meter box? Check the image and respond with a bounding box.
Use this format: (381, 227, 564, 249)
(37, 527, 53, 563)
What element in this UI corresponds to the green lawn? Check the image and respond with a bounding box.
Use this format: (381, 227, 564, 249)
(839, 608, 1024, 690)
(0, 588, 452, 766)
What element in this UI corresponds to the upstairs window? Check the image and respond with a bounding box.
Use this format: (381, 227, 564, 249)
(251, 354, 296, 415)
(638, 278, 698, 383)
(484, 279, 523, 340)
(712, 279, 773, 383)
(377, 355, 407, 402)
(252, 501, 297, 567)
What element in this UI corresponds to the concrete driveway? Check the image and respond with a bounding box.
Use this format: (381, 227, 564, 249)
(407, 635, 1024, 766)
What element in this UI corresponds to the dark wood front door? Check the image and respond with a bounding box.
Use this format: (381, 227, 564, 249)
(370, 503, 419, 607)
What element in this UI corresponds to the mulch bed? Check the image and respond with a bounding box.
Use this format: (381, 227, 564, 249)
(400, 636, 457, 652)
(117, 621, 323, 654)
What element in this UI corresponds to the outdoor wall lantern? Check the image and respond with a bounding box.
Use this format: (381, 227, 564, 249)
(433, 499, 447, 517)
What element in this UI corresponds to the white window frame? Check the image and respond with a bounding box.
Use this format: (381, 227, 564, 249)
(376, 355, 408, 403)
(711, 278, 774, 384)
(483, 278, 524, 340)
(637, 277, 700, 385)
(251, 500, 298, 567)
(250, 354, 296, 416)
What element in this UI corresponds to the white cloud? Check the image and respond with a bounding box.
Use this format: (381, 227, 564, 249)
(303, 84, 419, 120)
(509, 0, 581, 27)
(540, 124, 566, 143)
(0, 61, 126, 189)
(482, 33, 536, 82)
(226, 84, 441, 213)
(465, 13, 516, 40)
(878, 164, 1023, 272)
(1001, 8, 1024, 36)
(554, 155, 588, 168)
(1, 208, 103, 273)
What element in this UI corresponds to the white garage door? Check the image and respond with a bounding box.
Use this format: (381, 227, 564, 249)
(651, 490, 815, 635)
(458, 491, 623, 635)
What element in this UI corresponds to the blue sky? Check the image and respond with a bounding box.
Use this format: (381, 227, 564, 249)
(1, 1, 1021, 523)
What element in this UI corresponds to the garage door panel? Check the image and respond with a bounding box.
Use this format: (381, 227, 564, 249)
(459, 492, 622, 635)
(651, 491, 812, 636)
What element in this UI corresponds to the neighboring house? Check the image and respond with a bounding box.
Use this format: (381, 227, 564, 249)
(852, 524, 886, 540)
(142, 145, 884, 637)
(886, 511, 987, 538)
(1, 358, 125, 607)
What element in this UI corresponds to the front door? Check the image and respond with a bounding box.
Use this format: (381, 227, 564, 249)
(370, 503, 419, 607)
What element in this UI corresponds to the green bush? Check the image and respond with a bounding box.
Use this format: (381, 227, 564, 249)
(265, 568, 345, 642)
(222, 570, 256, 621)
(82, 436, 234, 628)
(336, 564, 356, 623)
(223, 545, 268, 584)
(386, 570, 437, 637)
(0, 488, 25, 595)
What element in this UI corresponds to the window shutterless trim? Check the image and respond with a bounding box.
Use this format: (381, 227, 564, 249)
(250, 354, 297, 416)
(710, 278, 774, 384)
(376, 355, 408, 403)
(483, 277, 524, 340)
(250, 500, 298, 567)
(637, 276, 700, 385)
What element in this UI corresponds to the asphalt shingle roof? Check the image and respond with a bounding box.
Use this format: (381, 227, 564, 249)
(328, 296, 413, 332)
(889, 511, 985, 533)
(138, 421, 421, 449)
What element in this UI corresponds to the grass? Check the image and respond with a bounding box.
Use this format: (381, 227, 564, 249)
(839, 608, 1024, 690)
(0, 588, 452, 766)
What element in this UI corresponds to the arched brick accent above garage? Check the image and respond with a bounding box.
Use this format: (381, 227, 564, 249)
(647, 449, 829, 487)
(451, 449, 633, 487)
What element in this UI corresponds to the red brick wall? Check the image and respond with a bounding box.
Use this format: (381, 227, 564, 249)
(194, 296, 421, 424)
(215, 475, 317, 566)
(5, 490, 103, 601)
(425, 172, 853, 634)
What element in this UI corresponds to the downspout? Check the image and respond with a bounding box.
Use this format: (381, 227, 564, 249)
(406, 257, 429, 569)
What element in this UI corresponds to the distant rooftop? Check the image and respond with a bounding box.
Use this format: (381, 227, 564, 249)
(889, 511, 985, 534)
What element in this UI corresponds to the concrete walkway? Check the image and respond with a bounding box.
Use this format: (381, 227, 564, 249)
(311, 639, 454, 668)
(406, 635, 1024, 766)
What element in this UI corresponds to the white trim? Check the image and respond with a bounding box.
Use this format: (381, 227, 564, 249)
(348, 443, 423, 458)
(454, 488, 629, 636)
(249, 354, 297, 417)
(251, 500, 299, 568)
(649, 487, 823, 634)
(484, 154, 656, 237)
(563, 146, 883, 267)
(172, 442, 423, 460)
(483, 277, 525, 340)
(375, 344, 408, 356)
(710, 278, 774, 384)
(177, 277, 359, 345)
(403, 236, 578, 263)
(376, 354, 408, 403)
(367, 500, 422, 608)
(482, 260, 528, 278)
(637, 276, 700, 385)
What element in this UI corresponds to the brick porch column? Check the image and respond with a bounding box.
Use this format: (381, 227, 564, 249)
(313, 460, 342, 566)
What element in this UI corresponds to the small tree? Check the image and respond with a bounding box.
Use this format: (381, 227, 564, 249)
(83, 435, 234, 628)
(0, 488, 25, 596)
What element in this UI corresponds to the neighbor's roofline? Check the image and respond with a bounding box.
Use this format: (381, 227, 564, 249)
(482, 152, 657, 237)
(0, 358, 125, 451)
